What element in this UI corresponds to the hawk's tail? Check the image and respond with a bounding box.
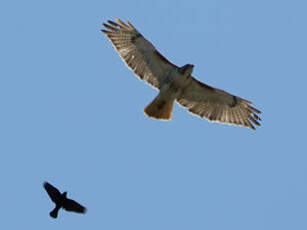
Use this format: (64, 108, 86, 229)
(144, 95, 174, 120)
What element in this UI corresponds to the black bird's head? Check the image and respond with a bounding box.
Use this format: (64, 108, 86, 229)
(62, 192, 67, 198)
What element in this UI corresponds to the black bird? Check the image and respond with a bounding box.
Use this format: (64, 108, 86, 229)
(43, 182, 86, 218)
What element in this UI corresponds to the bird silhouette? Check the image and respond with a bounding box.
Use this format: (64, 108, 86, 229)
(43, 182, 86, 218)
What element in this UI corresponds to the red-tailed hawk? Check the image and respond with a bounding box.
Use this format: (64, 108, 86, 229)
(101, 18, 261, 130)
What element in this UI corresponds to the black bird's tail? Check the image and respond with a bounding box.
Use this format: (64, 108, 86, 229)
(50, 206, 60, 218)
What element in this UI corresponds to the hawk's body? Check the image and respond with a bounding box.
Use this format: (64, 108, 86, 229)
(144, 64, 193, 120)
(101, 18, 261, 129)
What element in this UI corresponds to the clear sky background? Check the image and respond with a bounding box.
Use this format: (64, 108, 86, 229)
(1, 0, 306, 229)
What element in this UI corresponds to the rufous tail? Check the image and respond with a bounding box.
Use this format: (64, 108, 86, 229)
(144, 95, 174, 120)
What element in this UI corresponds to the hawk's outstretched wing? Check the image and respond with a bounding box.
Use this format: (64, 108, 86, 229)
(101, 18, 177, 89)
(102, 18, 261, 129)
(177, 77, 261, 130)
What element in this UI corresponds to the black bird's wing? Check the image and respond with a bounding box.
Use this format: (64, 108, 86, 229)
(43, 182, 62, 204)
(63, 198, 86, 214)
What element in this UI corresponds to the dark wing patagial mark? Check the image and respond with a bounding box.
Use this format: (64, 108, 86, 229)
(44, 182, 62, 204)
(229, 96, 238, 107)
(193, 78, 215, 91)
(153, 50, 176, 67)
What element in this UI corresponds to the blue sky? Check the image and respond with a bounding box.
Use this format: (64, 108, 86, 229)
(1, 0, 307, 229)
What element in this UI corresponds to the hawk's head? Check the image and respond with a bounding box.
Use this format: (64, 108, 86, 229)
(179, 64, 194, 77)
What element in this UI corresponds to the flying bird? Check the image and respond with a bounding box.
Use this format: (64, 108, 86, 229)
(101, 18, 261, 129)
(43, 182, 86, 218)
